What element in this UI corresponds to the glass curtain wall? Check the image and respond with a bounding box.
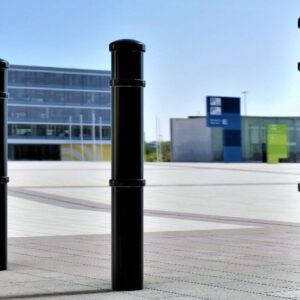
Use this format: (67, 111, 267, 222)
(242, 117, 300, 162)
(7, 66, 111, 143)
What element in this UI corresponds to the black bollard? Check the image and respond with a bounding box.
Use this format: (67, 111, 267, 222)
(109, 39, 146, 291)
(0, 59, 9, 271)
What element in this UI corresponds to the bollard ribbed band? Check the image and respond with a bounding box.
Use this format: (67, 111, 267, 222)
(0, 177, 9, 184)
(110, 79, 145, 87)
(0, 59, 9, 69)
(0, 92, 8, 99)
(109, 179, 146, 187)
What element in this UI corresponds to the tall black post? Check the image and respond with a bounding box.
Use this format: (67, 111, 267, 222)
(0, 59, 9, 271)
(109, 39, 145, 291)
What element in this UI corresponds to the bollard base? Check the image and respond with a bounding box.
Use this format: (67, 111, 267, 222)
(112, 186, 143, 291)
(112, 285, 143, 291)
(0, 184, 7, 271)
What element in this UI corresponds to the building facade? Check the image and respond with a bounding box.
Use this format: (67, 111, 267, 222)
(171, 116, 300, 162)
(8, 65, 111, 160)
(170, 117, 215, 162)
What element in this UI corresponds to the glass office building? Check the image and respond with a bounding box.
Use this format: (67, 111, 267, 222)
(242, 117, 300, 162)
(7, 65, 111, 160)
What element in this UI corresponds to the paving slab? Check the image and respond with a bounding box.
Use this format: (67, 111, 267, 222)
(1, 162, 300, 299)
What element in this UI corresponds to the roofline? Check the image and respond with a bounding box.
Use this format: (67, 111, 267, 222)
(170, 116, 300, 120)
(10, 64, 111, 74)
(244, 116, 300, 119)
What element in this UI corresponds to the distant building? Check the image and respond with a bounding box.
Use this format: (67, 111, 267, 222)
(170, 116, 300, 162)
(7, 65, 111, 160)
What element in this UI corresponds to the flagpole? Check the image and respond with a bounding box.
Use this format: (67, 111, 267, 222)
(80, 114, 84, 161)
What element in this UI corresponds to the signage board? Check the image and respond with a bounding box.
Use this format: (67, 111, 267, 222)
(206, 96, 241, 130)
(267, 124, 288, 163)
(206, 96, 242, 162)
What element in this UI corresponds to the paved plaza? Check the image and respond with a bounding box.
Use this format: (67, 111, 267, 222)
(1, 162, 300, 299)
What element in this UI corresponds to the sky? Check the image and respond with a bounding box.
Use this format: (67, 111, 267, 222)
(1, 0, 300, 141)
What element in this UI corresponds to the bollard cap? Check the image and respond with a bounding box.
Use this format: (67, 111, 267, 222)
(0, 59, 9, 69)
(109, 39, 145, 52)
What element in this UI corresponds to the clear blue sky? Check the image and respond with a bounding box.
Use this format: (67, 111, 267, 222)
(1, 0, 300, 141)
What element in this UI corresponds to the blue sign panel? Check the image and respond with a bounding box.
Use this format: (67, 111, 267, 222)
(223, 130, 242, 162)
(206, 96, 241, 130)
(206, 96, 242, 163)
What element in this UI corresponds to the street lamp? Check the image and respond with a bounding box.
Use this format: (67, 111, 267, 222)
(241, 91, 248, 116)
(298, 18, 300, 71)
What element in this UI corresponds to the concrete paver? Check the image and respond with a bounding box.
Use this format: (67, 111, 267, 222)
(1, 162, 300, 299)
